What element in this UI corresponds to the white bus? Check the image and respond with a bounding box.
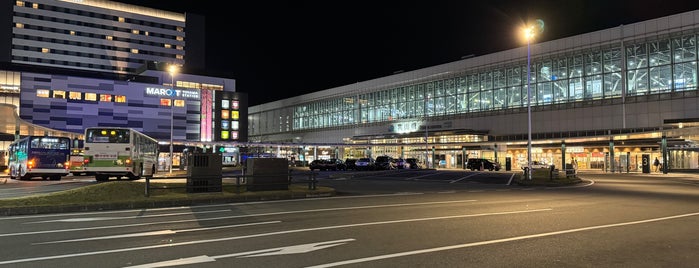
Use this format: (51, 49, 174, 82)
(82, 127, 159, 181)
(8, 136, 71, 180)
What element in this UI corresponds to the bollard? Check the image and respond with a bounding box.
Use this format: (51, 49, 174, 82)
(145, 176, 150, 197)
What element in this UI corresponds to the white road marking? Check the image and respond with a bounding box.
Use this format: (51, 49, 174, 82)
(124, 239, 355, 268)
(307, 211, 699, 268)
(35, 221, 280, 244)
(449, 173, 481, 183)
(0, 209, 550, 265)
(0, 199, 477, 237)
(507, 173, 515, 185)
(29, 209, 232, 223)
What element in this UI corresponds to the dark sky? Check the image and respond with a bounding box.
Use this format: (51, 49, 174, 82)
(112, 0, 699, 106)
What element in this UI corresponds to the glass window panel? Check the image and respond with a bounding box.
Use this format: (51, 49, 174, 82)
(36, 89, 49, 98)
(481, 90, 493, 110)
(468, 92, 481, 112)
(539, 60, 553, 82)
(585, 74, 603, 99)
(569, 55, 583, 78)
(468, 74, 479, 92)
(627, 44, 648, 69)
(604, 72, 622, 97)
(604, 48, 622, 72)
(494, 69, 506, 88)
(553, 58, 567, 80)
(569, 77, 584, 100)
(434, 80, 444, 97)
(85, 93, 97, 101)
(507, 67, 522, 87)
(434, 96, 444, 116)
(585, 51, 602, 75)
(537, 82, 552, 104)
(673, 35, 697, 63)
(458, 93, 468, 112)
(649, 39, 671, 67)
(457, 77, 467, 94)
(627, 69, 649, 95)
(493, 88, 506, 109)
(480, 72, 493, 90)
(553, 79, 568, 103)
(524, 83, 537, 105)
(445, 94, 457, 114)
(649, 65, 672, 93)
(673, 62, 697, 91)
(507, 86, 522, 108)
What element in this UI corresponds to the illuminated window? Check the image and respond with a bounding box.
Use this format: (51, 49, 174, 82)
(106, 35, 113, 40)
(145, 31, 149, 36)
(131, 48, 139, 54)
(164, 44, 171, 48)
(176, 45, 183, 50)
(32, 3, 37, 8)
(36, 89, 49, 98)
(70, 31, 76, 35)
(177, 26, 184, 32)
(176, 54, 184, 60)
(42, 48, 50, 53)
(69, 92, 81, 100)
(132, 29, 139, 35)
(174, 99, 185, 107)
(16, 1, 24, 7)
(221, 131, 229, 140)
(231, 111, 239, 120)
(232, 121, 239, 130)
(221, 120, 229, 130)
(221, 100, 229, 109)
(53, 90, 66, 99)
(85, 93, 97, 101)
(160, 99, 172, 106)
(176, 36, 184, 41)
(232, 131, 239, 140)
(100, 94, 112, 102)
(232, 101, 239, 110)
(115, 95, 126, 103)
(15, 23, 23, 28)
(221, 110, 229, 119)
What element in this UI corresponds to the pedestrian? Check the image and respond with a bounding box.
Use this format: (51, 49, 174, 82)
(653, 157, 660, 172)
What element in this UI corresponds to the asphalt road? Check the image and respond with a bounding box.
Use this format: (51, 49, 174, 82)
(1, 171, 699, 267)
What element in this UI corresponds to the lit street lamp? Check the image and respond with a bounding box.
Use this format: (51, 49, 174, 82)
(522, 20, 543, 180)
(168, 64, 178, 174)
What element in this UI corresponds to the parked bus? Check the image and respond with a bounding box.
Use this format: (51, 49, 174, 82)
(7, 136, 71, 180)
(83, 127, 159, 181)
(68, 148, 87, 176)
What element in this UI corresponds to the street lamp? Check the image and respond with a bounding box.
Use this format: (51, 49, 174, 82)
(522, 23, 538, 180)
(168, 64, 178, 174)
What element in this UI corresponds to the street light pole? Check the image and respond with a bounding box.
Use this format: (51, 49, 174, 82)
(526, 35, 532, 180)
(168, 65, 178, 174)
(424, 94, 429, 169)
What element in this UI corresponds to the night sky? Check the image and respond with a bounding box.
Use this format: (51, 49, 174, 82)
(111, 0, 699, 106)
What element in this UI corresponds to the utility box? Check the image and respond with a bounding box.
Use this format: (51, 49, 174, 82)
(186, 152, 222, 193)
(246, 158, 289, 191)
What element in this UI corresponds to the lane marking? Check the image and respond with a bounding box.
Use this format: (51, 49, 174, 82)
(35, 221, 281, 244)
(124, 239, 356, 268)
(507, 173, 515, 185)
(0, 209, 550, 265)
(449, 173, 481, 183)
(307, 211, 699, 267)
(0, 200, 477, 237)
(29, 209, 233, 223)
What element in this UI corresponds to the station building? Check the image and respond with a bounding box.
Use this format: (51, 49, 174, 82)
(248, 9, 699, 172)
(0, 0, 248, 168)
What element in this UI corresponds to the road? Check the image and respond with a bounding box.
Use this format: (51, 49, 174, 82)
(1, 171, 699, 267)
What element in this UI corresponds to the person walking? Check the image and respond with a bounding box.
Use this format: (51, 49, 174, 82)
(653, 157, 660, 172)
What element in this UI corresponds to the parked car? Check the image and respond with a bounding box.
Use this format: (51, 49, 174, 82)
(395, 158, 409, 169)
(309, 160, 326, 171)
(405, 158, 421, 169)
(325, 158, 347, 171)
(344, 158, 357, 170)
(354, 157, 375, 171)
(375, 155, 396, 170)
(465, 158, 501, 171)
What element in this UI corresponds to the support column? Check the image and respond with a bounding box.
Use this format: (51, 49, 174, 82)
(494, 144, 498, 164)
(662, 135, 668, 174)
(462, 146, 467, 170)
(561, 140, 566, 172)
(609, 136, 615, 173)
(431, 146, 436, 169)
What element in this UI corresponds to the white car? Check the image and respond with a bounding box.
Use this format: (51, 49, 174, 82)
(522, 161, 550, 170)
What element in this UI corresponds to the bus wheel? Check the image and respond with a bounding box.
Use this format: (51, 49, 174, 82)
(49, 175, 61, 181)
(95, 174, 109, 181)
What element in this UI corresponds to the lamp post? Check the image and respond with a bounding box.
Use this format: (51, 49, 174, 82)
(424, 94, 429, 169)
(168, 65, 178, 174)
(523, 24, 536, 180)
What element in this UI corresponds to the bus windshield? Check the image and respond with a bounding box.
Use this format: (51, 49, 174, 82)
(85, 129, 130, 143)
